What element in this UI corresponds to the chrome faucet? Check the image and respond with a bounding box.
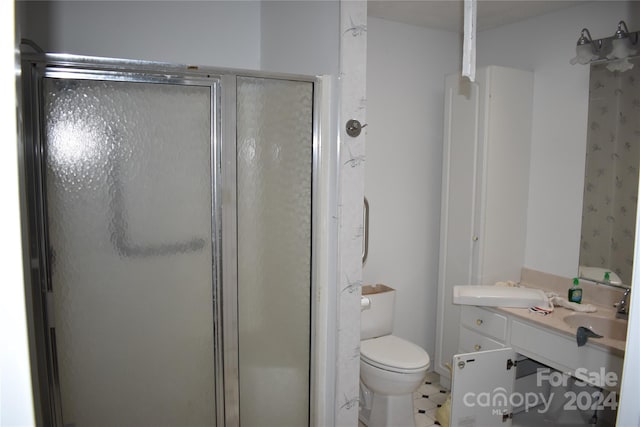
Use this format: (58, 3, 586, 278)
(615, 288, 631, 319)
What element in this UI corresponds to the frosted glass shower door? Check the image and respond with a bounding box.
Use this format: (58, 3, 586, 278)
(236, 77, 314, 426)
(42, 77, 217, 426)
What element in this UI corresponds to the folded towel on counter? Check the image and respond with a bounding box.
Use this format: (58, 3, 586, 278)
(528, 292, 598, 315)
(545, 292, 597, 313)
(551, 297, 597, 312)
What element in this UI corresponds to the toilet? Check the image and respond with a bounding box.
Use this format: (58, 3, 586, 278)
(359, 284, 430, 427)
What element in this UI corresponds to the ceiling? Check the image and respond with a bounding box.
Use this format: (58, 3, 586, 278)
(367, 0, 585, 33)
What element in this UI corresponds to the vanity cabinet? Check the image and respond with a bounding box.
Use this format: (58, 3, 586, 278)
(451, 306, 624, 427)
(435, 66, 534, 383)
(458, 306, 625, 388)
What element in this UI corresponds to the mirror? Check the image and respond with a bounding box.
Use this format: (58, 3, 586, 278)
(579, 56, 639, 288)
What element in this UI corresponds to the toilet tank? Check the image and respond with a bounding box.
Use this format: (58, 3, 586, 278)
(361, 284, 395, 340)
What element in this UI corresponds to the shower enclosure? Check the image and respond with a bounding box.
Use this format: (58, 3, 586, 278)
(20, 54, 320, 426)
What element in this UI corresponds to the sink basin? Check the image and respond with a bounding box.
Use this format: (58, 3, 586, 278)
(563, 314, 628, 341)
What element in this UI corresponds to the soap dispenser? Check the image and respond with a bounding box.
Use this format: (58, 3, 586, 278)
(568, 277, 583, 304)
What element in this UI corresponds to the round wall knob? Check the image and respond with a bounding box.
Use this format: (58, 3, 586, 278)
(474, 344, 482, 351)
(346, 119, 367, 137)
(476, 319, 483, 325)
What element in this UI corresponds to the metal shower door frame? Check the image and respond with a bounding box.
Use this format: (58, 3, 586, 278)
(19, 53, 322, 427)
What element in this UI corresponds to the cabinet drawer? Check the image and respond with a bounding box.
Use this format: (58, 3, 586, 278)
(458, 326, 505, 354)
(460, 306, 507, 341)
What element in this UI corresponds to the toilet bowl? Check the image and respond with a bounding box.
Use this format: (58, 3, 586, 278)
(361, 335, 430, 395)
(359, 285, 430, 427)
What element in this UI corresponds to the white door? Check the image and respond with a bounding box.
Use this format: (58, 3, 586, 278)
(450, 348, 517, 427)
(435, 75, 481, 382)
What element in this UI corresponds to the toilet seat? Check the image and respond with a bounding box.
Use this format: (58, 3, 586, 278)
(360, 335, 430, 374)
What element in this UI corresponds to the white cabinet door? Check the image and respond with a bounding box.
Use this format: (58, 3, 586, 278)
(435, 75, 481, 381)
(476, 67, 533, 287)
(450, 348, 517, 427)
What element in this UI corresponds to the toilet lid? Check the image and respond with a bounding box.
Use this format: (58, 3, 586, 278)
(361, 335, 430, 372)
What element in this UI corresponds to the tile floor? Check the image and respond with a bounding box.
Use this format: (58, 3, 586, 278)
(358, 371, 450, 427)
(413, 371, 449, 427)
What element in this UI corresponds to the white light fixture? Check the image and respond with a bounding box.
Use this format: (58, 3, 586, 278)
(607, 21, 638, 60)
(606, 58, 635, 73)
(570, 20, 639, 70)
(570, 28, 599, 65)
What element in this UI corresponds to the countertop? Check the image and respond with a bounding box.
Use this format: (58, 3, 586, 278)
(493, 303, 626, 356)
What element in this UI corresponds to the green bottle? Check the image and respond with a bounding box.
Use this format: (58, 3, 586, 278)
(568, 277, 582, 303)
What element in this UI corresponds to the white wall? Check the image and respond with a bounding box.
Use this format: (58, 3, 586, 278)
(261, 0, 339, 76)
(19, 0, 342, 76)
(18, 0, 262, 69)
(365, 17, 459, 354)
(477, 1, 636, 279)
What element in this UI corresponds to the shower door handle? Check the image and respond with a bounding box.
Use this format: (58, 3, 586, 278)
(362, 197, 369, 265)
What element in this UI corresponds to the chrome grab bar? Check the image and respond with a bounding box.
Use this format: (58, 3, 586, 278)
(363, 197, 369, 265)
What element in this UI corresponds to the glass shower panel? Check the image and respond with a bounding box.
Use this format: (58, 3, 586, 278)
(43, 78, 216, 426)
(236, 77, 313, 427)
